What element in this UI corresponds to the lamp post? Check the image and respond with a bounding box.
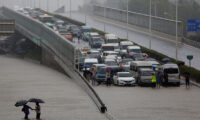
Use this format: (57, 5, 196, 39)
(175, 0, 178, 60)
(70, 0, 71, 18)
(149, 0, 152, 49)
(126, 0, 129, 40)
(103, 1, 106, 32)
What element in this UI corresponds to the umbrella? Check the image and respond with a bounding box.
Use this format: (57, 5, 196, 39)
(15, 100, 28, 107)
(162, 58, 170, 62)
(106, 67, 112, 72)
(28, 98, 45, 103)
(152, 64, 158, 68)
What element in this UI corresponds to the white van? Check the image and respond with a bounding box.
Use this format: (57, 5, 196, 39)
(83, 58, 98, 70)
(105, 34, 118, 44)
(101, 43, 120, 53)
(162, 63, 180, 85)
(119, 41, 134, 57)
(129, 61, 153, 79)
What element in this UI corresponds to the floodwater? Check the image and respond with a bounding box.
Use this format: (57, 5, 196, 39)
(0, 55, 106, 120)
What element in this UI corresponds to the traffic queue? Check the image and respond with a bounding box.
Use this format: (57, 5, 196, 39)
(17, 7, 181, 87)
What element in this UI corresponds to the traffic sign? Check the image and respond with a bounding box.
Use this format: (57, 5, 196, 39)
(187, 19, 200, 32)
(187, 55, 193, 60)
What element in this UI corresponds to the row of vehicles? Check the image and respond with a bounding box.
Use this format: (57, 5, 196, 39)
(78, 31, 181, 86)
(17, 7, 181, 87)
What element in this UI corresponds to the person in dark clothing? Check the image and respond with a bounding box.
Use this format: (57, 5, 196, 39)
(106, 72, 111, 86)
(185, 73, 190, 88)
(164, 72, 168, 86)
(22, 104, 33, 120)
(35, 102, 41, 120)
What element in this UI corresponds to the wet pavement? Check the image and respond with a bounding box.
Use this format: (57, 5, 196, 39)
(60, 12, 200, 70)
(0, 55, 106, 120)
(93, 84, 200, 120)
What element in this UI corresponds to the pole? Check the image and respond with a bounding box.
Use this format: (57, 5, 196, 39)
(126, 0, 129, 40)
(70, 0, 71, 17)
(175, 0, 178, 60)
(149, 0, 152, 49)
(103, 1, 106, 32)
(47, 0, 49, 11)
(39, 0, 41, 8)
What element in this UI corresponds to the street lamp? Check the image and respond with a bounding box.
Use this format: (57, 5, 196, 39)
(149, 0, 152, 49)
(70, 0, 71, 18)
(126, 0, 129, 40)
(175, 0, 178, 60)
(103, 1, 106, 32)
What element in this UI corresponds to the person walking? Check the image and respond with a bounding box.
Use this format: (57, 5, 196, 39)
(152, 73, 156, 88)
(35, 102, 41, 120)
(91, 67, 96, 86)
(156, 72, 161, 88)
(77, 31, 81, 43)
(164, 72, 168, 86)
(106, 72, 111, 86)
(22, 104, 33, 120)
(185, 72, 190, 88)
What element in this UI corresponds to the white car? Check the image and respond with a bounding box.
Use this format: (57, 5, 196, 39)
(113, 72, 136, 86)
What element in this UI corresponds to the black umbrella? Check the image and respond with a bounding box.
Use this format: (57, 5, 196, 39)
(15, 100, 28, 107)
(28, 98, 45, 103)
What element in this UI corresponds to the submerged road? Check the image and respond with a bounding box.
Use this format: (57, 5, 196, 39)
(0, 55, 106, 120)
(61, 12, 200, 70)
(94, 85, 200, 120)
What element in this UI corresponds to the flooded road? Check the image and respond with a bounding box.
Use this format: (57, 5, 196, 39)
(0, 55, 106, 120)
(94, 85, 200, 120)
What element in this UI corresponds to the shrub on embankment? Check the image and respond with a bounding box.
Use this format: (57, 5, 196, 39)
(38, 9, 200, 82)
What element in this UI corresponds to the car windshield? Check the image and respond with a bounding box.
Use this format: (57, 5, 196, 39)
(141, 71, 155, 76)
(85, 62, 96, 67)
(98, 67, 106, 74)
(164, 68, 179, 74)
(82, 28, 91, 33)
(105, 61, 117, 66)
(121, 45, 129, 50)
(134, 54, 144, 58)
(107, 39, 118, 43)
(129, 49, 141, 53)
(118, 73, 132, 77)
(122, 59, 132, 63)
(93, 38, 101, 42)
(102, 47, 114, 51)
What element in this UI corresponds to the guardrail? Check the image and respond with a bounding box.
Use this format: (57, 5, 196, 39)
(93, 4, 183, 36)
(2, 7, 107, 113)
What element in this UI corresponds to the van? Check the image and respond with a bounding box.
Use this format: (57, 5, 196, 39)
(129, 61, 153, 78)
(138, 68, 155, 85)
(88, 32, 100, 43)
(101, 43, 120, 53)
(105, 34, 118, 44)
(89, 37, 102, 48)
(83, 58, 98, 70)
(119, 41, 134, 57)
(162, 63, 180, 85)
(92, 64, 107, 83)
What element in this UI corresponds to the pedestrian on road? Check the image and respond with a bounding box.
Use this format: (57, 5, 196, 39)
(156, 72, 161, 88)
(152, 73, 156, 88)
(22, 104, 33, 120)
(35, 102, 41, 120)
(77, 31, 81, 43)
(91, 67, 96, 86)
(164, 72, 168, 86)
(185, 72, 190, 88)
(106, 72, 111, 86)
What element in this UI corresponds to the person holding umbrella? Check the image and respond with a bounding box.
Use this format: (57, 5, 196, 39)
(28, 98, 45, 120)
(15, 100, 33, 120)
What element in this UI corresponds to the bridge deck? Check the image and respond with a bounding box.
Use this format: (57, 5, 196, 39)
(0, 55, 106, 120)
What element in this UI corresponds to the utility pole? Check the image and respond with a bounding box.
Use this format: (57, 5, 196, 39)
(175, 0, 178, 60)
(47, 0, 49, 11)
(126, 0, 129, 40)
(149, 0, 152, 49)
(103, 1, 106, 32)
(70, 0, 71, 18)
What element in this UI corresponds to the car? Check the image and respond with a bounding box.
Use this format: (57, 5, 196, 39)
(83, 58, 98, 71)
(104, 59, 121, 72)
(104, 34, 118, 44)
(119, 41, 134, 57)
(113, 72, 136, 86)
(67, 25, 80, 36)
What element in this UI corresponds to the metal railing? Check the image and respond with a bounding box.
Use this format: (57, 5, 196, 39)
(93, 4, 183, 36)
